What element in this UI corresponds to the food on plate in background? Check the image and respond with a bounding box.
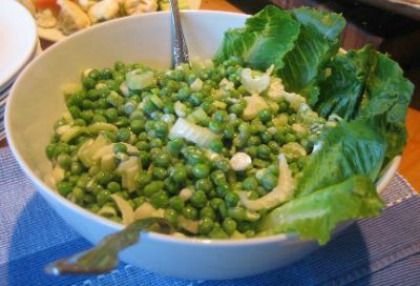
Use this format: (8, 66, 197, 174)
(19, 0, 200, 36)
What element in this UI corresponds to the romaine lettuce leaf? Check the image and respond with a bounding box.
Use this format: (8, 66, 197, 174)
(213, 5, 300, 71)
(277, 7, 345, 105)
(315, 46, 374, 120)
(358, 53, 414, 159)
(315, 47, 413, 160)
(296, 119, 387, 198)
(259, 175, 383, 244)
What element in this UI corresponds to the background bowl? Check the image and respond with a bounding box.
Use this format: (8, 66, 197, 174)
(5, 11, 400, 280)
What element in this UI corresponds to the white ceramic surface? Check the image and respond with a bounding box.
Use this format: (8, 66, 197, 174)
(0, 0, 37, 90)
(5, 11, 400, 280)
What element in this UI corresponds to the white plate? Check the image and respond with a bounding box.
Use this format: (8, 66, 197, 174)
(0, 0, 37, 90)
(38, 0, 202, 42)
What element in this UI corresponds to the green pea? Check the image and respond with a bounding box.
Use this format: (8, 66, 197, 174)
(117, 128, 131, 142)
(139, 151, 151, 168)
(73, 119, 86, 127)
(261, 174, 277, 191)
(151, 191, 169, 208)
(210, 170, 227, 186)
(209, 227, 229, 239)
(199, 206, 216, 220)
(228, 103, 245, 115)
(154, 121, 168, 138)
(183, 206, 198, 220)
(247, 136, 261, 146)
(81, 110, 94, 123)
(154, 151, 171, 168)
(107, 181, 121, 193)
(97, 189, 111, 207)
(143, 100, 157, 114)
(224, 192, 239, 207)
(57, 182, 73, 196)
(192, 164, 210, 179)
(143, 181, 164, 197)
(99, 68, 113, 80)
(285, 133, 296, 143)
(171, 166, 188, 183)
(190, 190, 207, 208)
(135, 141, 149, 151)
(167, 138, 184, 155)
(128, 120, 143, 134)
(208, 140, 223, 153)
(92, 114, 107, 123)
(45, 144, 56, 160)
(213, 159, 230, 173)
(213, 110, 227, 122)
(257, 144, 271, 159)
(136, 173, 151, 188)
(132, 197, 145, 208)
(70, 162, 83, 175)
(209, 120, 223, 134)
(199, 217, 214, 235)
(68, 106, 81, 119)
(95, 170, 114, 186)
(169, 196, 185, 212)
(72, 187, 85, 201)
(227, 207, 247, 221)
(82, 77, 96, 89)
(164, 209, 178, 227)
(216, 183, 230, 197)
(195, 178, 213, 193)
(222, 217, 237, 235)
(149, 138, 163, 148)
(258, 108, 272, 122)
(152, 167, 168, 180)
(87, 89, 102, 101)
(260, 131, 273, 143)
(223, 125, 235, 139)
(67, 91, 85, 108)
(113, 142, 127, 153)
(242, 177, 259, 191)
(57, 153, 72, 169)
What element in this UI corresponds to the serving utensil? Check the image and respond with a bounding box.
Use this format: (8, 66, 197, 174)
(45, 218, 173, 275)
(169, 0, 190, 68)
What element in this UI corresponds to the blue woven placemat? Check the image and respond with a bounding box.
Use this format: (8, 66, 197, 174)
(0, 147, 419, 286)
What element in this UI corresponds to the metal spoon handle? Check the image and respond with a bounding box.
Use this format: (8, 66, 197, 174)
(44, 218, 173, 275)
(169, 0, 190, 68)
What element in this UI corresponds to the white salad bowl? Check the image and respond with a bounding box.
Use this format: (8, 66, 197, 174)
(5, 11, 400, 280)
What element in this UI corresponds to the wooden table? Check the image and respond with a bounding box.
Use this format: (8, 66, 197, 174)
(1, 0, 419, 193)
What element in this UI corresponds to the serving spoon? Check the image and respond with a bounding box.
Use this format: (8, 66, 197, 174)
(169, 0, 190, 68)
(45, 1, 190, 275)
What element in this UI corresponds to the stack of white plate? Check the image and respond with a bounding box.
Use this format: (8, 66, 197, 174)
(0, 0, 39, 141)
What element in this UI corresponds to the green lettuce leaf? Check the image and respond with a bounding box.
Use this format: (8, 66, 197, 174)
(296, 119, 387, 198)
(315, 47, 413, 160)
(358, 53, 414, 159)
(213, 5, 300, 71)
(277, 7, 345, 105)
(315, 46, 374, 120)
(259, 175, 384, 244)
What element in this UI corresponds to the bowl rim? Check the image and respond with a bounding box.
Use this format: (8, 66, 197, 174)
(5, 10, 401, 247)
(0, 0, 38, 90)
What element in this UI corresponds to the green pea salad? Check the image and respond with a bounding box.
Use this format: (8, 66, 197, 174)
(45, 6, 413, 244)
